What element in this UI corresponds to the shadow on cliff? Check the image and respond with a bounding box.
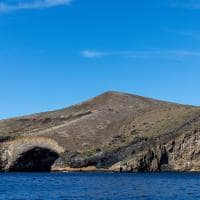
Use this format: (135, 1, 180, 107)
(9, 147, 59, 172)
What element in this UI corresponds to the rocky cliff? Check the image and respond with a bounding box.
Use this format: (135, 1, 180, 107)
(0, 91, 199, 172)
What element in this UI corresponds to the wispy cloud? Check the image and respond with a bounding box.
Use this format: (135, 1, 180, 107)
(176, 31, 200, 40)
(0, 0, 72, 12)
(80, 50, 135, 58)
(80, 50, 107, 58)
(166, 29, 200, 40)
(169, 0, 200, 9)
(81, 49, 200, 60)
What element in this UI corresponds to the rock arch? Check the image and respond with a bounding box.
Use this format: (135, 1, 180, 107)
(3, 137, 64, 172)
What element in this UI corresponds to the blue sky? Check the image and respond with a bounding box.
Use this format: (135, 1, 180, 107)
(1, 0, 200, 119)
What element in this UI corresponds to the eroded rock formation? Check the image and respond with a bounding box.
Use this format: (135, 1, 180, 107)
(0, 137, 64, 171)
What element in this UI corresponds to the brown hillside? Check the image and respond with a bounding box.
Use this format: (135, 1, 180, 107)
(0, 91, 199, 172)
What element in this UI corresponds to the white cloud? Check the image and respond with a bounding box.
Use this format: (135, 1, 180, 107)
(80, 50, 107, 58)
(169, 0, 200, 9)
(80, 50, 138, 58)
(0, 0, 72, 12)
(81, 49, 200, 60)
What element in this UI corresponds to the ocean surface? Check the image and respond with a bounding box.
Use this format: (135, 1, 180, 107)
(0, 172, 199, 200)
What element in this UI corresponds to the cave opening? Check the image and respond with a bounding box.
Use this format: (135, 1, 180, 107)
(9, 147, 59, 172)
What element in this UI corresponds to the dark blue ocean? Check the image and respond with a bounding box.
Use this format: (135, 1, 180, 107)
(0, 172, 199, 200)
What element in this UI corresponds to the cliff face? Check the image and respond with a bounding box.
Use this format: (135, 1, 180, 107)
(0, 91, 199, 172)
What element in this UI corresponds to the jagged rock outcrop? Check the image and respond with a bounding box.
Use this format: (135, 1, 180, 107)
(0, 91, 199, 172)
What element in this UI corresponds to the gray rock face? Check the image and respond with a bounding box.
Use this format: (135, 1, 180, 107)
(0, 91, 199, 172)
(111, 131, 200, 172)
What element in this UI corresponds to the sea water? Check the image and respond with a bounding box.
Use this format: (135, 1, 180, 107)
(0, 172, 199, 200)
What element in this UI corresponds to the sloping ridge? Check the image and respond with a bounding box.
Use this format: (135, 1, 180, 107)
(0, 91, 199, 172)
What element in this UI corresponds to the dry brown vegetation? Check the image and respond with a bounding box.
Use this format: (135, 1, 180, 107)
(0, 91, 199, 154)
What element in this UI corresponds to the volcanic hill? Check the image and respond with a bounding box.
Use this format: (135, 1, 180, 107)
(0, 91, 199, 172)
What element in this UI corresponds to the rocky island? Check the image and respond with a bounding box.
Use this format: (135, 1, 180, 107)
(0, 91, 199, 172)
